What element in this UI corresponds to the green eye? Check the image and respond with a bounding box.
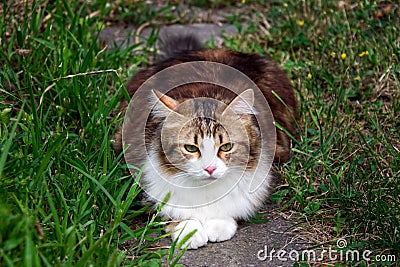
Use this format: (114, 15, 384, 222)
(219, 143, 233, 152)
(184, 144, 199, 153)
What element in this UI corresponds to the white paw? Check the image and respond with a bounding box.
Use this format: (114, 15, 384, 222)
(204, 217, 237, 242)
(171, 219, 208, 249)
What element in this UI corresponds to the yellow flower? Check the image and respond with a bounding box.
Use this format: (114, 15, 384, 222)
(359, 50, 369, 57)
(323, 10, 327, 15)
(307, 73, 312, 79)
(292, 13, 297, 18)
(297, 20, 305, 26)
(354, 76, 361, 81)
(242, 0, 246, 3)
(359, 1, 363, 7)
(330, 52, 336, 57)
(341, 53, 347, 60)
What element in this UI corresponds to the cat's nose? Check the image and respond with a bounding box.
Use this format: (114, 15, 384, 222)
(204, 166, 216, 175)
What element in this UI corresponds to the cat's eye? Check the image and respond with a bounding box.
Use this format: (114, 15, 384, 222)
(219, 143, 233, 152)
(184, 144, 199, 153)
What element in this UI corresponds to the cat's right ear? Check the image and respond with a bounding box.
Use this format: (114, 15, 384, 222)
(222, 89, 257, 116)
(151, 90, 181, 118)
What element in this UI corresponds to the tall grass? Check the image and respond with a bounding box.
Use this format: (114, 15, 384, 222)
(0, 1, 179, 265)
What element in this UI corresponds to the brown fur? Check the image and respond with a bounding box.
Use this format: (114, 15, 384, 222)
(114, 49, 298, 163)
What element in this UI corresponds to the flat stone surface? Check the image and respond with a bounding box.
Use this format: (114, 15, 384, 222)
(99, 23, 239, 50)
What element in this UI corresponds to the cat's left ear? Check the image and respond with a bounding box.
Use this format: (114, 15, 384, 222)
(222, 89, 258, 116)
(151, 90, 181, 118)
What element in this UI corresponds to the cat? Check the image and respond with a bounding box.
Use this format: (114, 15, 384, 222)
(114, 35, 298, 249)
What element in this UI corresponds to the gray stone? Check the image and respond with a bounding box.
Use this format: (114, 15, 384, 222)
(99, 23, 240, 51)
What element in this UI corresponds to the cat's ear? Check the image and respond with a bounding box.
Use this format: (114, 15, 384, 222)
(151, 90, 180, 117)
(223, 89, 257, 116)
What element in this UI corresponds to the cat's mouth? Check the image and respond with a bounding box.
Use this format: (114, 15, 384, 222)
(203, 175, 218, 181)
(191, 170, 222, 181)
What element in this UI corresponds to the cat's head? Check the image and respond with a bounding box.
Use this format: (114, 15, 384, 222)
(147, 89, 261, 185)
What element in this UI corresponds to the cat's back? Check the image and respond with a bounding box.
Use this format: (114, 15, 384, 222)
(120, 46, 298, 162)
(126, 49, 293, 102)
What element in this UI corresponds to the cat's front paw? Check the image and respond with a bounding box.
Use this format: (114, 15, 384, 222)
(204, 217, 237, 242)
(171, 219, 208, 249)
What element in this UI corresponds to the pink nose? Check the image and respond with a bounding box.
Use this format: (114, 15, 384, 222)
(204, 166, 216, 175)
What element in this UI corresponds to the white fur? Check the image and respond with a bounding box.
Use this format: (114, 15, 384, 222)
(172, 219, 208, 249)
(142, 147, 271, 249)
(204, 217, 237, 242)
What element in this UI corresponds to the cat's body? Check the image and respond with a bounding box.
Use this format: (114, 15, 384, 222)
(115, 36, 298, 249)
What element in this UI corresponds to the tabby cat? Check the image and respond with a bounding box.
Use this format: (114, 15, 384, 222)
(114, 35, 298, 249)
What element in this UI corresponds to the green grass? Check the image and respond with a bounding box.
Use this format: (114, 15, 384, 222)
(242, 1, 399, 265)
(0, 1, 181, 266)
(1, 0, 399, 266)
